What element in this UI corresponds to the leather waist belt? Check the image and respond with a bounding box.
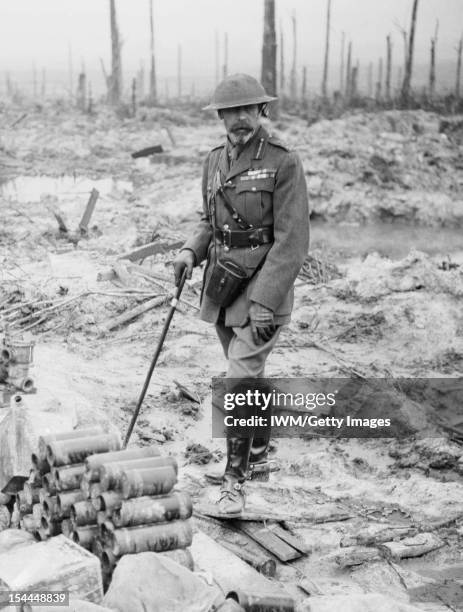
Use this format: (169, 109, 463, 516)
(214, 226, 273, 248)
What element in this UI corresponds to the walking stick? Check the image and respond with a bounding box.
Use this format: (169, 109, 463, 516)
(123, 270, 187, 447)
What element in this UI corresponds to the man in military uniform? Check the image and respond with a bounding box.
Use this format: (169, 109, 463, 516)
(173, 74, 309, 515)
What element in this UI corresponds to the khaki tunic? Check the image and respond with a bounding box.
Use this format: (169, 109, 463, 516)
(183, 125, 310, 327)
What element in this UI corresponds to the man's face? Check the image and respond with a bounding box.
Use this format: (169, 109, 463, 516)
(220, 104, 260, 146)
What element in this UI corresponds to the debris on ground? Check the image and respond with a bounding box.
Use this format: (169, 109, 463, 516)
(1, 104, 463, 609)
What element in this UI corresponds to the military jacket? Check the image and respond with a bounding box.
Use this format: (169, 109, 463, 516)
(182, 125, 310, 327)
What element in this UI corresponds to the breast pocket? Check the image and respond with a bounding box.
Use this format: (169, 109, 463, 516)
(235, 177, 275, 226)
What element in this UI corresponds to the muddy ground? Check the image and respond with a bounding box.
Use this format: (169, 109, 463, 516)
(1, 101, 463, 611)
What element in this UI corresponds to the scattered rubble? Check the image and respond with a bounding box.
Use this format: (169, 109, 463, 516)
(1, 104, 463, 609)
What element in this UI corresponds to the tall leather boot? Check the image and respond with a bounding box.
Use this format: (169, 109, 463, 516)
(217, 436, 252, 516)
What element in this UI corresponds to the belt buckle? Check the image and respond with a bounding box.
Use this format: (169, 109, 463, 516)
(222, 228, 232, 248)
(250, 228, 260, 251)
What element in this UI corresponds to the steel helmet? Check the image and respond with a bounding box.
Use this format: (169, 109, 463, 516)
(203, 73, 277, 111)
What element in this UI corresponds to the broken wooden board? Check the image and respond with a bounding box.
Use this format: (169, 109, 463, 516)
(220, 540, 276, 577)
(379, 532, 445, 560)
(191, 530, 288, 598)
(195, 504, 293, 521)
(234, 521, 302, 562)
(79, 188, 99, 235)
(267, 523, 310, 554)
(131, 145, 164, 158)
(119, 240, 184, 262)
(193, 514, 278, 577)
(332, 546, 383, 568)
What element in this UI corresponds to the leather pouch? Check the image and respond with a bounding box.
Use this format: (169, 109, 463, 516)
(205, 258, 249, 308)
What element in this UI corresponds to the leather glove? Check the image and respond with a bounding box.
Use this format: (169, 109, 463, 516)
(173, 249, 195, 286)
(249, 301, 276, 345)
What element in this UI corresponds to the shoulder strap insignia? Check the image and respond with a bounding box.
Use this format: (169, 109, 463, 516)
(268, 134, 291, 152)
(210, 141, 226, 153)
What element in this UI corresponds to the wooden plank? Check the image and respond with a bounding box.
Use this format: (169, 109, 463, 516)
(235, 521, 301, 562)
(119, 240, 183, 262)
(101, 296, 166, 331)
(379, 532, 445, 560)
(267, 523, 310, 555)
(190, 530, 287, 598)
(193, 513, 277, 577)
(79, 188, 99, 234)
(220, 540, 276, 577)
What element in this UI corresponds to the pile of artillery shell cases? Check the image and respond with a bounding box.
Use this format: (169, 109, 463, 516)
(14, 426, 194, 589)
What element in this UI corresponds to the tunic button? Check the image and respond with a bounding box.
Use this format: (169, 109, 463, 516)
(252, 187, 256, 191)
(223, 224, 229, 230)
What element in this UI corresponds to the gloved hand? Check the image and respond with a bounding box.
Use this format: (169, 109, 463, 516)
(249, 301, 276, 345)
(173, 249, 195, 286)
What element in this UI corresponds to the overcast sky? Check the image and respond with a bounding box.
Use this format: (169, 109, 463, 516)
(1, 0, 462, 94)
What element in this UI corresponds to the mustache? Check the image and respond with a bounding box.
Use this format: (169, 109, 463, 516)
(231, 122, 253, 132)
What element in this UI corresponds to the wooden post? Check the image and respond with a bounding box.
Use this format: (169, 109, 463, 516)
(429, 21, 438, 101)
(456, 36, 463, 99)
(368, 62, 373, 97)
(385, 35, 392, 102)
(290, 12, 297, 100)
(345, 41, 352, 101)
(261, 0, 277, 114)
(177, 44, 182, 98)
(223, 33, 228, 79)
(148, 0, 157, 104)
(401, 0, 420, 106)
(340, 31, 345, 93)
(321, 0, 332, 99)
(109, 0, 122, 105)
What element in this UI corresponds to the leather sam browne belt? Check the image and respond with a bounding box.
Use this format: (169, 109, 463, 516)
(213, 226, 273, 248)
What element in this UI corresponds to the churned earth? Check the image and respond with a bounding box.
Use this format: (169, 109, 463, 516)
(0, 101, 463, 611)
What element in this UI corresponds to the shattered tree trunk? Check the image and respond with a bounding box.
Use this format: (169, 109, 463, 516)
(223, 33, 228, 79)
(148, 0, 157, 104)
(429, 22, 438, 101)
(302, 66, 307, 108)
(385, 35, 392, 102)
(351, 65, 358, 99)
(401, 0, 419, 106)
(279, 26, 285, 95)
(345, 41, 352, 101)
(321, 0, 332, 99)
(368, 62, 373, 97)
(429, 38, 436, 101)
(376, 58, 383, 102)
(456, 36, 463, 99)
(109, 0, 122, 105)
(261, 0, 277, 117)
(340, 31, 345, 93)
(215, 31, 219, 85)
(77, 72, 86, 111)
(290, 12, 297, 100)
(177, 45, 182, 98)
